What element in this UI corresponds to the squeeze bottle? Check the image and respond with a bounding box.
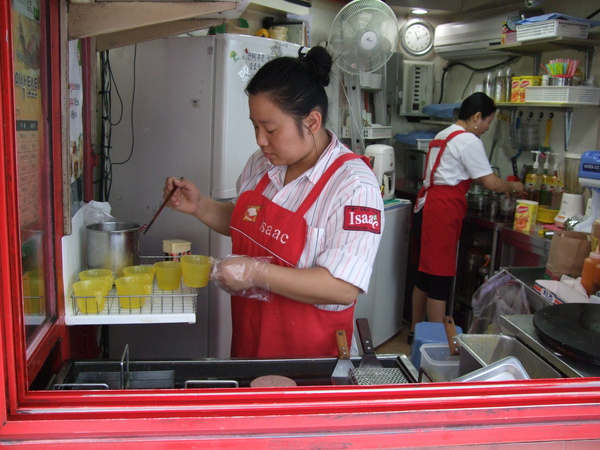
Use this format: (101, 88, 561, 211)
(581, 250, 600, 295)
(525, 151, 541, 203)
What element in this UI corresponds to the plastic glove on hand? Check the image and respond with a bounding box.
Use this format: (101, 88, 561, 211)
(210, 255, 272, 301)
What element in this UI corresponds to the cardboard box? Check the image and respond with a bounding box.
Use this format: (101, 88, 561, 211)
(534, 279, 590, 305)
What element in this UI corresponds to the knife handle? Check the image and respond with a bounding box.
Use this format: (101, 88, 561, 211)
(356, 318, 374, 355)
(336, 330, 350, 359)
(443, 315, 460, 356)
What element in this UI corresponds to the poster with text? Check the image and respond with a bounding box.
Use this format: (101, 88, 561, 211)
(13, 0, 42, 230)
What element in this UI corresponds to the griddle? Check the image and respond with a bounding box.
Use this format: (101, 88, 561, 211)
(533, 303, 600, 366)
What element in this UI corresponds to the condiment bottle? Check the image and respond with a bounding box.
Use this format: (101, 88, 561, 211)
(524, 150, 541, 203)
(592, 218, 600, 254)
(580, 250, 600, 295)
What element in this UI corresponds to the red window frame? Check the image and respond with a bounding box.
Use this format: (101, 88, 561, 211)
(1, 0, 600, 446)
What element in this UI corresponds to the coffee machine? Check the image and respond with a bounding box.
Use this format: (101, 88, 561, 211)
(365, 144, 395, 200)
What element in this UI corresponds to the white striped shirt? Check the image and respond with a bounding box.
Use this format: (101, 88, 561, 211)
(234, 132, 384, 311)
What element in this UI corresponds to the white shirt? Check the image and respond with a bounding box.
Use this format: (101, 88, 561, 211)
(416, 124, 493, 212)
(234, 132, 384, 311)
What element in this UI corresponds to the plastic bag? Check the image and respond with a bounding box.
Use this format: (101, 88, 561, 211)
(210, 255, 273, 302)
(80, 201, 116, 227)
(468, 270, 530, 334)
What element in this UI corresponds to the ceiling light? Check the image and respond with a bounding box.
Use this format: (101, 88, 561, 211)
(411, 9, 428, 15)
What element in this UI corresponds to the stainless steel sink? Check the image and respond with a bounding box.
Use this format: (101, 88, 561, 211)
(458, 334, 562, 379)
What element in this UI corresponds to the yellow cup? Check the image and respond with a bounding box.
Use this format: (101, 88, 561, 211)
(123, 265, 156, 283)
(79, 268, 114, 287)
(73, 279, 110, 314)
(154, 261, 182, 290)
(181, 255, 211, 288)
(23, 270, 44, 314)
(115, 275, 152, 309)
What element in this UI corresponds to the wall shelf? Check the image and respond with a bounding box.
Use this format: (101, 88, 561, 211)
(68, 0, 248, 51)
(492, 35, 600, 79)
(496, 102, 600, 153)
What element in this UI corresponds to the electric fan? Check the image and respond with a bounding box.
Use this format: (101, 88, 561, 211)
(328, 0, 399, 74)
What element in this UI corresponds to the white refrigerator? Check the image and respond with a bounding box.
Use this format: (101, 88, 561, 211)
(354, 199, 412, 347)
(107, 35, 301, 359)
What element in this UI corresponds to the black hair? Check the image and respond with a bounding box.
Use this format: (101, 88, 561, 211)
(458, 92, 497, 120)
(245, 46, 333, 134)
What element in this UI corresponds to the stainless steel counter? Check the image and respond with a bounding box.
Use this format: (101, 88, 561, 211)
(463, 211, 552, 274)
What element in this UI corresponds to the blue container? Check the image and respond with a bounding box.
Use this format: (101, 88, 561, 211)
(410, 321, 463, 370)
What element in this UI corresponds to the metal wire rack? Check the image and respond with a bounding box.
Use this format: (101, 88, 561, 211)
(71, 256, 198, 316)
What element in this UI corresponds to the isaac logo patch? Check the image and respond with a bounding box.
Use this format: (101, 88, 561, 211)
(344, 206, 381, 234)
(243, 205, 261, 222)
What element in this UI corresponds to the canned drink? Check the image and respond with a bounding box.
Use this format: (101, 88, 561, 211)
(514, 200, 539, 233)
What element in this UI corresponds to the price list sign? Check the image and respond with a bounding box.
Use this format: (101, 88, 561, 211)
(13, 0, 43, 229)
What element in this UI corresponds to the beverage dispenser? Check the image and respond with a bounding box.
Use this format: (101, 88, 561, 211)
(365, 144, 395, 201)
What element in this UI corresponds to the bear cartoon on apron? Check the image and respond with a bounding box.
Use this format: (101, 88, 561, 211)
(416, 130, 470, 277)
(229, 153, 376, 358)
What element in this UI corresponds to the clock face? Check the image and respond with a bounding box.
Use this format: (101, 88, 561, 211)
(401, 20, 434, 56)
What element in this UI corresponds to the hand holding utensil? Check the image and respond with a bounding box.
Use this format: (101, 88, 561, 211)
(140, 185, 179, 235)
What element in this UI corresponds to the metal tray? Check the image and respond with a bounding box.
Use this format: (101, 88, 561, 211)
(454, 356, 530, 382)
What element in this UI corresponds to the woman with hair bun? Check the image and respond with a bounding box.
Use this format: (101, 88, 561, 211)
(164, 46, 384, 358)
(408, 92, 524, 344)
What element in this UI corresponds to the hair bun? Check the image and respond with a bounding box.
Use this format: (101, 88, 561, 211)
(300, 46, 333, 88)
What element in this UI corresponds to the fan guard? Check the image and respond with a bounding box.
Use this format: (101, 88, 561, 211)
(328, 0, 398, 74)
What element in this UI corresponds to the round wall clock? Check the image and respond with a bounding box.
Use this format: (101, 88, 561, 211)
(400, 19, 435, 57)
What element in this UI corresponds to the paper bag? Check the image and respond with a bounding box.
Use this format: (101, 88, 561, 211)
(545, 230, 592, 279)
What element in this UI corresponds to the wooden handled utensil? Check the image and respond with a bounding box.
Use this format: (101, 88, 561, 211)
(331, 329, 353, 385)
(443, 315, 460, 356)
(141, 185, 179, 236)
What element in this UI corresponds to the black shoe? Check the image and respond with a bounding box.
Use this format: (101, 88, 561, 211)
(407, 331, 414, 346)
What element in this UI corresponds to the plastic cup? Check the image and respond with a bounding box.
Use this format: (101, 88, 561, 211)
(154, 261, 182, 290)
(123, 265, 156, 283)
(181, 255, 211, 288)
(73, 279, 110, 314)
(115, 275, 152, 309)
(79, 268, 114, 287)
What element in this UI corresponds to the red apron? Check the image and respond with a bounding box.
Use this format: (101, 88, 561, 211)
(229, 153, 368, 358)
(416, 130, 471, 277)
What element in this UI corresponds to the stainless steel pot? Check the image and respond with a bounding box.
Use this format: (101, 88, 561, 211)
(87, 222, 141, 277)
